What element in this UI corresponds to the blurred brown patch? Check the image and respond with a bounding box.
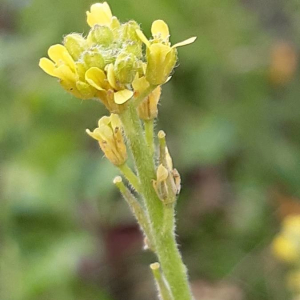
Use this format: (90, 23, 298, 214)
(269, 41, 298, 86)
(191, 280, 244, 300)
(273, 191, 300, 220)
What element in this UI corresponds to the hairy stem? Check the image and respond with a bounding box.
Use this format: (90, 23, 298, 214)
(150, 262, 174, 300)
(114, 176, 155, 250)
(120, 103, 193, 300)
(144, 120, 154, 158)
(118, 163, 141, 193)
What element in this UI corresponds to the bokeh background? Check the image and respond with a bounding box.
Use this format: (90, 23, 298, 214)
(1, 0, 300, 299)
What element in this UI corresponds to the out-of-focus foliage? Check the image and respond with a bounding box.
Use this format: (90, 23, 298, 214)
(1, 0, 300, 299)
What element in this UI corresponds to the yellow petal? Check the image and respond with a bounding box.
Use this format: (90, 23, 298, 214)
(86, 128, 106, 141)
(98, 124, 114, 140)
(48, 44, 66, 63)
(39, 58, 57, 77)
(98, 116, 111, 127)
(114, 89, 134, 104)
(54, 65, 76, 82)
(107, 64, 117, 90)
(151, 20, 169, 40)
(172, 36, 197, 48)
(136, 29, 150, 47)
(132, 75, 150, 94)
(110, 113, 122, 129)
(149, 43, 172, 63)
(48, 44, 76, 71)
(86, 2, 112, 27)
(85, 67, 106, 90)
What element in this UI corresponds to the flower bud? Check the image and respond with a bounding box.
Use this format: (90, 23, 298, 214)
(146, 44, 177, 85)
(63, 33, 87, 61)
(111, 16, 121, 30)
(114, 52, 138, 84)
(76, 81, 96, 99)
(122, 41, 143, 58)
(82, 48, 105, 70)
(86, 114, 127, 166)
(119, 21, 141, 43)
(87, 25, 114, 47)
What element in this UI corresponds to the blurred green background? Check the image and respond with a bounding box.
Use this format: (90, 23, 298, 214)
(1, 0, 300, 299)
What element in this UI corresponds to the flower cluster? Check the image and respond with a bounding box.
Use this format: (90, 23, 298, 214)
(39, 2, 195, 114)
(39, 4, 196, 298)
(272, 215, 300, 298)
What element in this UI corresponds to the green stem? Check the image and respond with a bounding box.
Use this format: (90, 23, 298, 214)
(144, 120, 154, 157)
(114, 176, 155, 250)
(118, 163, 141, 193)
(120, 103, 193, 300)
(150, 263, 174, 300)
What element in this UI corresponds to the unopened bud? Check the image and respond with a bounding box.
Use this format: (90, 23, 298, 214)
(111, 16, 121, 31)
(82, 48, 105, 70)
(123, 41, 143, 58)
(64, 33, 87, 61)
(114, 53, 138, 84)
(119, 20, 141, 43)
(87, 25, 114, 47)
(76, 81, 96, 99)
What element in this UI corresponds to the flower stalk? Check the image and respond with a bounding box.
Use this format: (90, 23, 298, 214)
(144, 120, 155, 157)
(120, 101, 193, 300)
(39, 2, 196, 299)
(150, 262, 174, 300)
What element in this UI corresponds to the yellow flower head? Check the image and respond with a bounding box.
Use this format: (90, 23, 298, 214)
(272, 235, 299, 263)
(272, 214, 300, 264)
(86, 114, 127, 166)
(39, 44, 96, 99)
(39, 3, 196, 112)
(136, 20, 196, 85)
(86, 2, 113, 27)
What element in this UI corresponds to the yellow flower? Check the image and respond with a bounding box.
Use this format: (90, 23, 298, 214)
(39, 44, 96, 99)
(85, 65, 134, 106)
(272, 234, 299, 263)
(136, 20, 196, 85)
(86, 114, 127, 166)
(86, 2, 113, 27)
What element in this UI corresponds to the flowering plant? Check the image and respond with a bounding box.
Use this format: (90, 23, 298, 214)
(40, 3, 196, 299)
